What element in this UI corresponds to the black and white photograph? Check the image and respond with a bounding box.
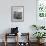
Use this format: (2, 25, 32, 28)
(11, 6, 24, 22)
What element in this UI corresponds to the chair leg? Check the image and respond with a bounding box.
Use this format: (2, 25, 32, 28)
(4, 41, 7, 46)
(4, 33, 7, 46)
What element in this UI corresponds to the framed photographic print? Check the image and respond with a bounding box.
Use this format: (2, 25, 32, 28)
(11, 6, 24, 22)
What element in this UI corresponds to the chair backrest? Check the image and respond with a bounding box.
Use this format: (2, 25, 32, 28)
(18, 33, 29, 42)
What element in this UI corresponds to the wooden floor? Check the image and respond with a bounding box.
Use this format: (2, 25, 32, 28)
(0, 42, 46, 46)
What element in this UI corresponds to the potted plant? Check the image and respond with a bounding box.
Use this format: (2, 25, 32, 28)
(33, 32, 46, 43)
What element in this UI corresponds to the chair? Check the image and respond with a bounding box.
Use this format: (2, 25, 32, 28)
(18, 33, 30, 46)
(4, 27, 19, 46)
(4, 33, 18, 46)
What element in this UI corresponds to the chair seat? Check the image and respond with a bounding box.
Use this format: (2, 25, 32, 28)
(6, 33, 17, 36)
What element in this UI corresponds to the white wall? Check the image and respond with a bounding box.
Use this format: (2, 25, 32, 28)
(0, 0, 36, 33)
(0, 0, 36, 42)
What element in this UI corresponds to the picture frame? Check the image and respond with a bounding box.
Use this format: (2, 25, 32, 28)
(11, 6, 24, 22)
